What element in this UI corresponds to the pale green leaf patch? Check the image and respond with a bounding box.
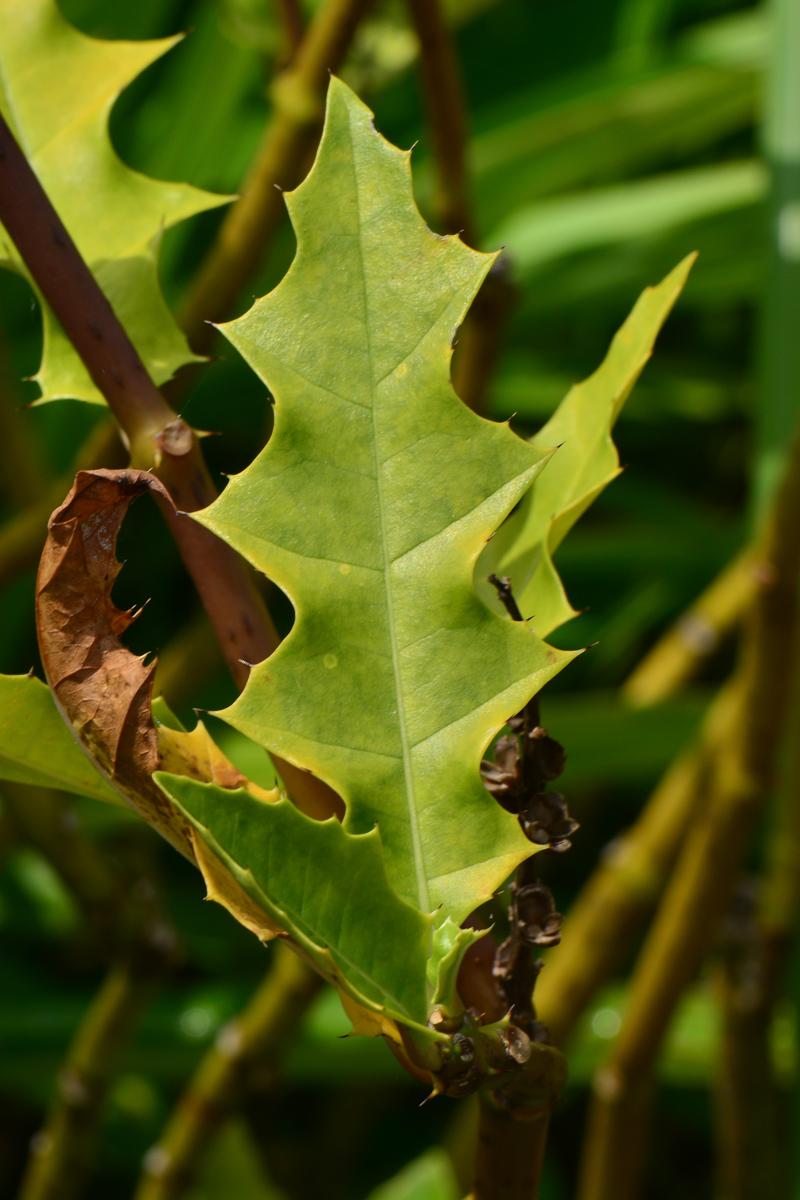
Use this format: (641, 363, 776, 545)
(0, 0, 229, 403)
(0, 674, 122, 805)
(158, 772, 439, 1033)
(478, 254, 696, 638)
(192, 78, 576, 925)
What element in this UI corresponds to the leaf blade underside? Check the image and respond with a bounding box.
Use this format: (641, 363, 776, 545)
(196, 78, 576, 922)
(478, 254, 696, 637)
(0, 0, 227, 403)
(158, 772, 436, 1030)
(0, 673, 122, 805)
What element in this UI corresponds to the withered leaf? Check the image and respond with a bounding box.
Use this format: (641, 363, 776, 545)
(35, 469, 264, 862)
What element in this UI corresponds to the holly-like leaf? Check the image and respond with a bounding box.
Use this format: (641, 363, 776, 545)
(192, 78, 576, 924)
(158, 772, 442, 1034)
(477, 255, 696, 637)
(0, 0, 227, 404)
(0, 673, 122, 805)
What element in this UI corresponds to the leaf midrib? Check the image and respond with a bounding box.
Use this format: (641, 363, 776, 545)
(347, 123, 430, 915)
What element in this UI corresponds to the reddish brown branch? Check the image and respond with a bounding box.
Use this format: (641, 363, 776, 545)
(277, 0, 305, 58)
(0, 112, 339, 821)
(405, 0, 473, 243)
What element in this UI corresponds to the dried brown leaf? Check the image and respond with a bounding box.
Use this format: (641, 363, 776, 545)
(35, 468, 267, 861)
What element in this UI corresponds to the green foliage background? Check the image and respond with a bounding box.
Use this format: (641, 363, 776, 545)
(0, 0, 775, 1198)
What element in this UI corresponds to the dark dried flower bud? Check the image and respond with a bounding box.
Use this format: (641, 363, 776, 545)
(480, 736, 527, 812)
(519, 791, 579, 850)
(515, 882, 563, 949)
(527, 727, 566, 780)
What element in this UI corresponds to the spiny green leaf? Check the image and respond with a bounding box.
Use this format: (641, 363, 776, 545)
(0, 674, 122, 805)
(157, 772, 436, 1032)
(478, 255, 695, 638)
(0, 0, 227, 404)
(195, 78, 576, 922)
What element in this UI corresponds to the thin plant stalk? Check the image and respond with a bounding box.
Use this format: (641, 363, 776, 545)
(404, 0, 514, 415)
(176, 0, 373, 355)
(536, 682, 737, 1045)
(714, 643, 800, 1200)
(2, 783, 178, 1200)
(621, 548, 760, 708)
(0, 110, 339, 821)
(405, 0, 473, 243)
(19, 951, 176, 1200)
(473, 1097, 551, 1200)
(134, 941, 323, 1200)
(576, 421, 800, 1200)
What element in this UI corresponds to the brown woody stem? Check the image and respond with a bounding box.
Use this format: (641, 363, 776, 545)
(177, 0, 373, 354)
(134, 942, 323, 1200)
(403, 0, 514, 416)
(576, 422, 800, 1200)
(405, 0, 473, 243)
(276, 0, 305, 58)
(473, 1094, 552, 1200)
(0, 109, 340, 819)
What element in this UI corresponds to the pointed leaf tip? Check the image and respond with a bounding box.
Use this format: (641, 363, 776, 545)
(192, 76, 573, 922)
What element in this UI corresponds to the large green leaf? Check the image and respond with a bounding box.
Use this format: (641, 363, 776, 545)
(158, 773, 443, 1033)
(0, 674, 121, 806)
(478, 255, 695, 637)
(0, 0, 227, 404)
(189, 78, 575, 922)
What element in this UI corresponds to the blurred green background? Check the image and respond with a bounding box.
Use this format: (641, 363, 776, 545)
(0, 0, 788, 1197)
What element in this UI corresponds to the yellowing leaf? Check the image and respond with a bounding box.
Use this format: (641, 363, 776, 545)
(159, 773, 437, 1033)
(194, 78, 576, 925)
(0, 0, 228, 403)
(478, 254, 696, 637)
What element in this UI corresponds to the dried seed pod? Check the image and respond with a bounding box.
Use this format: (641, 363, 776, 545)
(519, 792, 579, 851)
(514, 882, 563, 949)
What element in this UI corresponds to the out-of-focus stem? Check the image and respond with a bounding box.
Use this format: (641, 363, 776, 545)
(276, 0, 305, 58)
(405, 0, 472, 242)
(714, 893, 783, 1200)
(473, 1095, 551, 1200)
(453, 260, 517, 416)
(0, 783, 120, 921)
(19, 946, 176, 1200)
(714, 643, 800, 1200)
(622, 548, 760, 708)
(177, 0, 373, 355)
(404, 0, 514, 416)
(5, 783, 178, 1200)
(134, 942, 323, 1200)
(536, 683, 737, 1046)
(576, 422, 800, 1200)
